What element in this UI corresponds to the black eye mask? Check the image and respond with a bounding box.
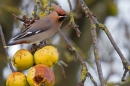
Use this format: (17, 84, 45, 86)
(58, 13, 66, 16)
(58, 14, 66, 22)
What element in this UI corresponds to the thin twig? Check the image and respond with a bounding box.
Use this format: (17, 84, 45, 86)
(57, 60, 68, 78)
(98, 24, 129, 63)
(97, 24, 130, 79)
(90, 24, 105, 86)
(121, 69, 127, 82)
(66, 0, 81, 37)
(79, 63, 88, 86)
(58, 29, 97, 86)
(89, 72, 98, 86)
(13, 14, 37, 28)
(0, 24, 15, 72)
(59, 29, 83, 63)
(79, 63, 98, 86)
(32, 4, 38, 17)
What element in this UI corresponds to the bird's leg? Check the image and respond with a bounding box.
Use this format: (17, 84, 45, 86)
(30, 41, 47, 53)
(30, 44, 37, 53)
(38, 41, 47, 49)
(44, 40, 47, 45)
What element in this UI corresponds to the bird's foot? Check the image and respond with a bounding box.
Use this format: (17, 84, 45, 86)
(30, 44, 37, 53)
(38, 41, 47, 49)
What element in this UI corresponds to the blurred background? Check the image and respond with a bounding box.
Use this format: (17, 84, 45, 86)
(0, 0, 130, 86)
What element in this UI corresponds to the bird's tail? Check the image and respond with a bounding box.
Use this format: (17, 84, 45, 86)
(7, 40, 27, 46)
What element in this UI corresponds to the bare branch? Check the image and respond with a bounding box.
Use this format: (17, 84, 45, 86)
(58, 29, 97, 86)
(90, 24, 105, 86)
(78, 0, 105, 85)
(97, 24, 130, 80)
(66, 0, 81, 37)
(32, 4, 38, 17)
(13, 14, 37, 28)
(78, 0, 130, 83)
(0, 24, 15, 72)
(57, 60, 68, 78)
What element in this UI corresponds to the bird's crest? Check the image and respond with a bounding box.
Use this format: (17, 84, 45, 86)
(52, 5, 66, 15)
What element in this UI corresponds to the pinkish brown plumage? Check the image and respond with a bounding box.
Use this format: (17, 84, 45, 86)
(8, 5, 66, 46)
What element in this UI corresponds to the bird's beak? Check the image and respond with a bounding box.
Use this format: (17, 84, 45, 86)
(64, 15, 67, 18)
(59, 14, 67, 21)
(59, 15, 67, 19)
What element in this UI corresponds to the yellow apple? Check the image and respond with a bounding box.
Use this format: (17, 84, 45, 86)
(34, 46, 58, 67)
(12, 49, 34, 70)
(6, 72, 29, 86)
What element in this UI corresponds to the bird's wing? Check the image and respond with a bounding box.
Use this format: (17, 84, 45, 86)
(12, 26, 30, 40)
(12, 19, 53, 41)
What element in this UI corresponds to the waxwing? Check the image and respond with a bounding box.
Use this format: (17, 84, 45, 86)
(8, 5, 66, 46)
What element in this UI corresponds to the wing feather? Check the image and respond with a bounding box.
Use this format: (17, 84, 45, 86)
(12, 19, 53, 41)
(12, 26, 30, 40)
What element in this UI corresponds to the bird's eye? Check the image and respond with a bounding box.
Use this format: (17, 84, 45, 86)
(58, 13, 66, 16)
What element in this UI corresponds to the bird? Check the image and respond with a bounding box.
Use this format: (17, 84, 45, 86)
(7, 5, 66, 46)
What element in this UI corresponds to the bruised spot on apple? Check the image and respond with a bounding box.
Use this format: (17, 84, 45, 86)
(27, 64, 55, 86)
